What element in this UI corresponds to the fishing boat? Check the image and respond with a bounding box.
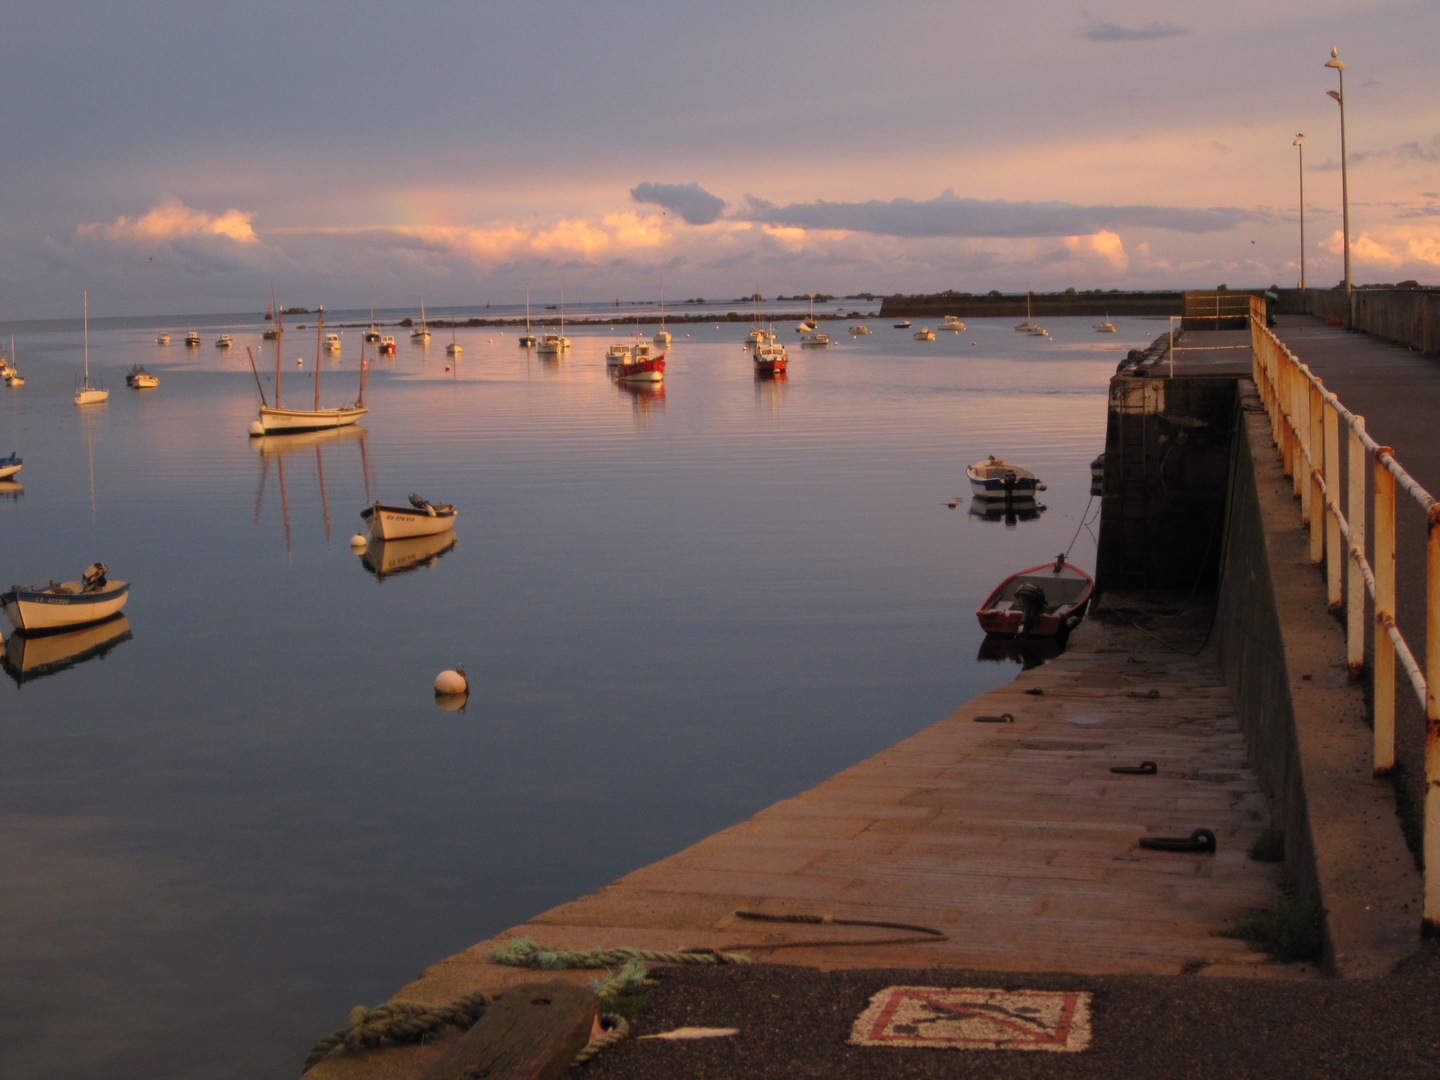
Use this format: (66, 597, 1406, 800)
(966, 455, 1047, 500)
(125, 365, 159, 389)
(156, 333, 171, 345)
(653, 280, 671, 345)
(1094, 316, 1116, 333)
(360, 493, 458, 540)
(358, 532, 458, 582)
(607, 340, 652, 367)
(800, 331, 831, 348)
(410, 299, 431, 342)
(2, 563, 130, 634)
(615, 353, 665, 383)
(976, 554, 1093, 637)
(246, 308, 369, 436)
(1014, 291, 1039, 333)
(379, 335, 396, 355)
(216, 334, 233, 349)
(849, 325, 871, 334)
(939, 315, 966, 331)
(0, 452, 20, 479)
(364, 285, 381, 342)
(185, 331, 201, 346)
(893, 321, 912, 329)
(2, 614, 133, 686)
(323, 333, 341, 352)
(913, 328, 936, 341)
(753, 335, 788, 375)
(74, 294, 109, 406)
(519, 284, 537, 348)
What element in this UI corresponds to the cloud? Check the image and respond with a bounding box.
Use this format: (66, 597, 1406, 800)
(1319, 228, 1440, 269)
(1079, 20, 1186, 42)
(735, 189, 1264, 238)
(77, 196, 257, 245)
(630, 181, 726, 225)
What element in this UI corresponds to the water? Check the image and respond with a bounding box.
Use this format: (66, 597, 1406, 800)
(0, 314, 1146, 1078)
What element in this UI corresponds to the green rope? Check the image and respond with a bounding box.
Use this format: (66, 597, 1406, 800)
(302, 988, 495, 1074)
(571, 1015, 631, 1068)
(492, 937, 751, 970)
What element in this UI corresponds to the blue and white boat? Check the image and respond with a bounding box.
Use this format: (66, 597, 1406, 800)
(966, 455, 1047, 500)
(0, 452, 20, 480)
(2, 563, 130, 634)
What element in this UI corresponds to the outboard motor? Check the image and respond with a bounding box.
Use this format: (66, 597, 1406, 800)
(408, 492, 433, 511)
(1014, 582, 1047, 635)
(81, 562, 108, 591)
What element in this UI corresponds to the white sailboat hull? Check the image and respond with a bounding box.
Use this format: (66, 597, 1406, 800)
(252, 405, 369, 436)
(74, 388, 109, 405)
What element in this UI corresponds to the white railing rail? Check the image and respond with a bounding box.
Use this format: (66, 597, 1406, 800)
(1250, 311, 1440, 932)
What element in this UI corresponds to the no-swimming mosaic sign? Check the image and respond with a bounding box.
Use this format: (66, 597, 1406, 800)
(849, 986, 1092, 1052)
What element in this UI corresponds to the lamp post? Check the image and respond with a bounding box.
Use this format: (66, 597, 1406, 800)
(1325, 47, 1351, 310)
(1294, 132, 1306, 289)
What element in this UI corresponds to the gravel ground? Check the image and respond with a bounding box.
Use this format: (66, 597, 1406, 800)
(580, 946, 1440, 1080)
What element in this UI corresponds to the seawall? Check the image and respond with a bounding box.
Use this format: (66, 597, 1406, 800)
(1277, 287, 1440, 356)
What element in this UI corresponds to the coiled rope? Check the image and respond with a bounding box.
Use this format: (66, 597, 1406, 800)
(492, 938, 753, 969)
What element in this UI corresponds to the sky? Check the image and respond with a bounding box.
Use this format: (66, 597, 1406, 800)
(0, 0, 1436, 317)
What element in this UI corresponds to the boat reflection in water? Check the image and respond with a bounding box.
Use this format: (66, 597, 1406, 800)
(0, 480, 21, 500)
(615, 380, 665, 418)
(359, 531, 458, 583)
(975, 632, 1062, 670)
(252, 425, 371, 553)
(967, 495, 1047, 525)
(3, 614, 133, 686)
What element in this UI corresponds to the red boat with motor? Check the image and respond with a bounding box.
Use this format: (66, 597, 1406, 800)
(753, 337, 788, 376)
(976, 554, 1093, 637)
(615, 353, 666, 383)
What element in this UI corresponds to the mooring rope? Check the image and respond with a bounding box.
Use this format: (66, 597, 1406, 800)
(492, 937, 753, 969)
(302, 988, 496, 1073)
(570, 1015, 631, 1068)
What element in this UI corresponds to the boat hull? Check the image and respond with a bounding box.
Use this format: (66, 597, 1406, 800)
(0, 455, 19, 480)
(360, 503, 458, 540)
(74, 388, 109, 405)
(615, 358, 665, 383)
(2, 580, 130, 634)
(976, 562, 1093, 638)
(966, 459, 1046, 500)
(252, 406, 368, 436)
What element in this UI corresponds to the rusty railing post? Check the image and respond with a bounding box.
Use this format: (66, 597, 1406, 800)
(1375, 451, 1397, 776)
(1309, 382, 1324, 563)
(1427, 503, 1440, 934)
(1347, 418, 1367, 679)
(1281, 359, 1295, 478)
(1324, 395, 1341, 605)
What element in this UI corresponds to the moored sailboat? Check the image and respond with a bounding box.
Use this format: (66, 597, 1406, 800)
(74, 294, 109, 406)
(246, 307, 369, 436)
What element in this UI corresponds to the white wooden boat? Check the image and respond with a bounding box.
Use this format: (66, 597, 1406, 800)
(913, 328, 936, 341)
(3, 614, 132, 685)
(3, 370, 21, 387)
(216, 334, 233, 349)
(0, 452, 20, 479)
(323, 333, 341, 352)
(1094, 317, 1116, 333)
(607, 340, 652, 367)
(2, 563, 130, 633)
(745, 327, 773, 346)
(156, 333, 171, 345)
(536, 332, 569, 356)
(966, 455, 1047, 500)
(800, 331, 831, 347)
(446, 340, 462, 357)
(246, 307, 370, 436)
(939, 315, 966, 331)
(185, 331, 201, 346)
(360, 493, 458, 540)
(848, 325, 871, 334)
(976, 555, 1093, 637)
(125, 365, 159, 389)
(74, 293, 109, 406)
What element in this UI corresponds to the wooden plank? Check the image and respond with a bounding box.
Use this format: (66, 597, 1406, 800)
(416, 981, 599, 1080)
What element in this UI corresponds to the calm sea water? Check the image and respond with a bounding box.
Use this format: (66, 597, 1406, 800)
(0, 311, 1146, 1078)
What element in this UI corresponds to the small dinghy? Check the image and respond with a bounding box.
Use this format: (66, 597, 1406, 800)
(126, 364, 160, 389)
(976, 554, 1093, 637)
(360, 493, 458, 541)
(966, 455, 1046, 500)
(1, 563, 130, 634)
(0, 452, 20, 480)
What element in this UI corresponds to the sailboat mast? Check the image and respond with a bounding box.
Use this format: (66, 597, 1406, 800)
(525, 283, 530, 333)
(315, 307, 323, 410)
(275, 306, 283, 406)
(83, 291, 89, 386)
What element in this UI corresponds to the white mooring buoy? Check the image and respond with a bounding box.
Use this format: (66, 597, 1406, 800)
(349, 533, 367, 549)
(434, 666, 468, 696)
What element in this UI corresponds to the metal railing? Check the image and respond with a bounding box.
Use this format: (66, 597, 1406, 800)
(1250, 312, 1440, 931)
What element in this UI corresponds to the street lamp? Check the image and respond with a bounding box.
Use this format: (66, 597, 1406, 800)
(1293, 133, 1305, 289)
(1325, 46, 1351, 307)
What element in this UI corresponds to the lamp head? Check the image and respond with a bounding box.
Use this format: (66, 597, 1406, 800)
(1325, 46, 1344, 71)
(1294, 133, 1304, 146)
(1327, 89, 1342, 104)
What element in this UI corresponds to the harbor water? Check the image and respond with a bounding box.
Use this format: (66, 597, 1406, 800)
(0, 310, 1144, 1078)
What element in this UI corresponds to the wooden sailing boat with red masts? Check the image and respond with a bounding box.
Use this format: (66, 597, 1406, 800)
(246, 306, 369, 436)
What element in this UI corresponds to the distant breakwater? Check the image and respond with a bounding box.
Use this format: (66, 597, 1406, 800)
(879, 291, 1184, 319)
(335, 310, 882, 330)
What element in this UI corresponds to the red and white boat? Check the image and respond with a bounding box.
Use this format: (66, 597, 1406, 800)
(615, 353, 665, 383)
(976, 555, 1093, 637)
(753, 337, 788, 376)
